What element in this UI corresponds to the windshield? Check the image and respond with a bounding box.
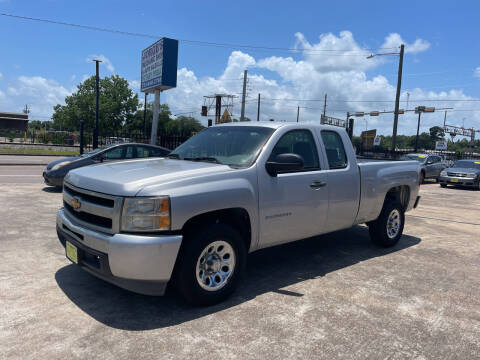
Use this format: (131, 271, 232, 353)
(170, 126, 275, 167)
(81, 144, 116, 158)
(399, 154, 427, 163)
(452, 160, 480, 170)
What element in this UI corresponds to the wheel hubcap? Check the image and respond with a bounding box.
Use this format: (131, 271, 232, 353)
(386, 209, 401, 239)
(196, 240, 236, 291)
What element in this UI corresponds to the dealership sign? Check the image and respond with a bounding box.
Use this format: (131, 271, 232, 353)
(435, 140, 448, 151)
(141, 38, 179, 93)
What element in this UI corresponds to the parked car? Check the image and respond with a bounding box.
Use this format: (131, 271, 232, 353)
(56, 123, 421, 305)
(399, 153, 446, 183)
(43, 143, 170, 188)
(439, 160, 480, 189)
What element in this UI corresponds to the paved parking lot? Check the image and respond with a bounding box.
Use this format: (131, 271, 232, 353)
(1, 178, 479, 359)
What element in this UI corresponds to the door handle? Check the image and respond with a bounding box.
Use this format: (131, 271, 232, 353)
(310, 180, 327, 189)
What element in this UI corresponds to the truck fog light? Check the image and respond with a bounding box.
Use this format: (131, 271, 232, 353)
(121, 197, 170, 232)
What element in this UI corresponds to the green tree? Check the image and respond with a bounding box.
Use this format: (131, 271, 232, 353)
(165, 116, 204, 136)
(52, 75, 139, 133)
(429, 126, 445, 143)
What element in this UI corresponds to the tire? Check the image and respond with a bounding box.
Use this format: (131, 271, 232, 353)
(440, 183, 447, 188)
(369, 201, 405, 248)
(174, 223, 246, 306)
(435, 177, 440, 183)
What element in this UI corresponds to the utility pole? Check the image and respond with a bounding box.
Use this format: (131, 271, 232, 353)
(391, 44, 404, 152)
(415, 111, 422, 152)
(150, 90, 160, 145)
(215, 95, 222, 125)
(257, 93, 261, 121)
(296, 106, 300, 123)
(143, 93, 147, 137)
(443, 111, 447, 128)
(240, 70, 248, 121)
(323, 93, 327, 116)
(92, 59, 102, 149)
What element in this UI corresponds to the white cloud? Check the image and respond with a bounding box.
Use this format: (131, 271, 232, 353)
(86, 54, 115, 72)
(0, 76, 72, 118)
(128, 80, 140, 90)
(0, 72, 3, 80)
(382, 33, 430, 54)
(474, 67, 480, 78)
(162, 32, 477, 136)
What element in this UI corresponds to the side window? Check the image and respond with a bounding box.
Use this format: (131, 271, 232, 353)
(104, 147, 124, 160)
(136, 146, 150, 158)
(125, 146, 135, 159)
(321, 131, 348, 169)
(268, 130, 320, 171)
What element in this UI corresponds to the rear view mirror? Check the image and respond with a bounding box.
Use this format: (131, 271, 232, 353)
(266, 153, 304, 177)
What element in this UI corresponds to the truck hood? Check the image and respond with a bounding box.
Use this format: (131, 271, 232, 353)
(65, 158, 234, 196)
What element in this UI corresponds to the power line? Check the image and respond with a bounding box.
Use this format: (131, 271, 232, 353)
(261, 97, 480, 103)
(0, 12, 397, 55)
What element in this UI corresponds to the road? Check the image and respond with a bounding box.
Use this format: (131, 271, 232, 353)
(0, 155, 65, 165)
(0, 165, 45, 184)
(1, 180, 479, 359)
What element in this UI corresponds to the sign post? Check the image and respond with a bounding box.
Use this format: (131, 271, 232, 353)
(141, 38, 179, 145)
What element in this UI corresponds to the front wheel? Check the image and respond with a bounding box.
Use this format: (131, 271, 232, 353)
(369, 201, 405, 247)
(440, 183, 447, 188)
(173, 224, 246, 306)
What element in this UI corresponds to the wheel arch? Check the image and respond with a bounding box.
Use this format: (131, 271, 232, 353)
(384, 185, 410, 211)
(181, 208, 252, 252)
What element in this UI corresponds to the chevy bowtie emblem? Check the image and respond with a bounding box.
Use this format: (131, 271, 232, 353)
(72, 197, 81, 211)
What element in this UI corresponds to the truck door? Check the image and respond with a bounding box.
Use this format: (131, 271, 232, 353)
(319, 130, 360, 233)
(258, 129, 329, 247)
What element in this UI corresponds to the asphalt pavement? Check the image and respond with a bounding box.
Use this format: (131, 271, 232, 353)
(1, 180, 479, 359)
(0, 165, 45, 184)
(0, 155, 65, 166)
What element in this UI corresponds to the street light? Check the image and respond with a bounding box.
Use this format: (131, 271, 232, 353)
(367, 44, 405, 152)
(414, 106, 435, 152)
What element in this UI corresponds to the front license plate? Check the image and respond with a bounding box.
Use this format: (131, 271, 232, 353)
(66, 241, 78, 264)
(450, 178, 459, 183)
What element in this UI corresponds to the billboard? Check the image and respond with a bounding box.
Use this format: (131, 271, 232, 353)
(141, 38, 179, 93)
(435, 140, 447, 151)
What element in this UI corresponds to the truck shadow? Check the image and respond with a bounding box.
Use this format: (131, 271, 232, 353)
(55, 225, 420, 330)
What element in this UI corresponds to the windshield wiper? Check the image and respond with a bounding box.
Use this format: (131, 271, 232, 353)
(184, 156, 222, 164)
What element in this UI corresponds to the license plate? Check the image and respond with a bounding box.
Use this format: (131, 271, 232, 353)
(66, 241, 78, 264)
(450, 178, 459, 183)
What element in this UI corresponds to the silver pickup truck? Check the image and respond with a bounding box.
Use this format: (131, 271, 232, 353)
(56, 123, 421, 305)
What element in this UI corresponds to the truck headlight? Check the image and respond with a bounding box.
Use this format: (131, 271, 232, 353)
(121, 196, 170, 232)
(51, 161, 71, 171)
(440, 170, 447, 177)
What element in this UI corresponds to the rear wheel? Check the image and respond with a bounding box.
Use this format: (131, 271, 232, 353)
(369, 201, 405, 248)
(174, 224, 246, 306)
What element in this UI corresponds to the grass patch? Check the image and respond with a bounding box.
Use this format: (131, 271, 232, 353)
(0, 147, 79, 156)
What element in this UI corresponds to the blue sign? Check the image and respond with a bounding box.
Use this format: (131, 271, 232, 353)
(141, 38, 178, 92)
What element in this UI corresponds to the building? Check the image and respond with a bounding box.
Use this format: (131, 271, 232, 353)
(0, 112, 29, 131)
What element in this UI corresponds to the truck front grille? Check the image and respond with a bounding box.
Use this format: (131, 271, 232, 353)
(62, 183, 122, 234)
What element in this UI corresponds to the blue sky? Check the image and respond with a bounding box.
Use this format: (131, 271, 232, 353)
(0, 0, 479, 135)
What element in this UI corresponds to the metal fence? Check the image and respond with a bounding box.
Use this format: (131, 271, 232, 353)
(356, 146, 480, 161)
(0, 128, 190, 153)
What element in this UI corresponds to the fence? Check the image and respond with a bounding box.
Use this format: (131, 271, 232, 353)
(356, 146, 480, 161)
(0, 128, 190, 154)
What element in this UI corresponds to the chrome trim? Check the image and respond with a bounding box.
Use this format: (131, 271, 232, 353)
(63, 182, 123, 234)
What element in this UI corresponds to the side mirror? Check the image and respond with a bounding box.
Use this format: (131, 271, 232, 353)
(94, 153, 106, 163)
(426, 159, 433, 165)
(265, 153, 304, 177)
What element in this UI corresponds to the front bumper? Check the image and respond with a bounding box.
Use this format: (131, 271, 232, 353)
(439, 176, 478, 187)
(56, 208, 183, 296)
(43, 170, 64, 187)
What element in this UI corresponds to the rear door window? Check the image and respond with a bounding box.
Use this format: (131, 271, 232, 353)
(321, 131, 348, 169)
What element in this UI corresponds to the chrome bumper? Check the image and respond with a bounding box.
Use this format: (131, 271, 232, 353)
(439, 176, 478, 186)
(56, 208, 182, 295)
